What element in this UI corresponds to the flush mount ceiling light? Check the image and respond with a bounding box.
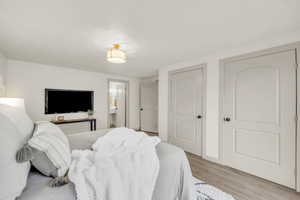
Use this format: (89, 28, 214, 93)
(107, 44, 127, 64)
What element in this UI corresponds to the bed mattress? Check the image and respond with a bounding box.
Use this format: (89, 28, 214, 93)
(19, 129, 195, 200)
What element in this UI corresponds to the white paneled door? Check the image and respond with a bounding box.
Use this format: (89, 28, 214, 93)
(169, 67, 204, 156)
(140, 81, 158, 133)
(222, 50, 297, 188)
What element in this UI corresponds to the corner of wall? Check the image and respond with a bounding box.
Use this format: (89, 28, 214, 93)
(0, 52, 7, 97)
(158, 68, 169, 142)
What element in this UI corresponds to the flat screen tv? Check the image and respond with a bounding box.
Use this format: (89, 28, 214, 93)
(45, 89, 94, 114)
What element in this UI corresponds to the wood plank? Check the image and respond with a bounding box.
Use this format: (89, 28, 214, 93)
(186, 152, 300, 200)
(144, 132, 300, 199)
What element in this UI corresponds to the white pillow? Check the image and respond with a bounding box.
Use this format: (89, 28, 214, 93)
(0, 104, 34, 200)
(28, 122, 71, 177)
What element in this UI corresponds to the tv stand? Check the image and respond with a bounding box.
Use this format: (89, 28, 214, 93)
(51, 118, 96, 131)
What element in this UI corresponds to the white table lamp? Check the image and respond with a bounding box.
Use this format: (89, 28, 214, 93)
(0, 98, 25, 111)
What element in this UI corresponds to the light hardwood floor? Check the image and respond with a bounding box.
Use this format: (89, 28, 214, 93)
(187, 153, 300, 200)
(144, 132, 300, 199)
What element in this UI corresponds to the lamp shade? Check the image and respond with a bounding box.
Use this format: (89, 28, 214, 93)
(0, 98, 25, 111)
(107, 44, 127, 64)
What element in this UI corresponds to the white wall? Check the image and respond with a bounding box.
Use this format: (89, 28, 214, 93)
(0, 52, 7, 97)
(6, 60, 140, 134)
(159, 29, 300, 160)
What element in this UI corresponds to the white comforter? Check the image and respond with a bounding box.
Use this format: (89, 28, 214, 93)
(68, 128, 161, 200)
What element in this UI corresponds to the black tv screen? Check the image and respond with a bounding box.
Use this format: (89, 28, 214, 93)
(45, 89, 94, 114)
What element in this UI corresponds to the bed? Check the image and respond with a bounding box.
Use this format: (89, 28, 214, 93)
(0, 101, 195, 200)
(20, 137, 194, 200)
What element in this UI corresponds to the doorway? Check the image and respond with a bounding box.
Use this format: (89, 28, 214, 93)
(107, 79, 129, 128)
(168, 65, 206, 156)
(220, 45, 298, 189)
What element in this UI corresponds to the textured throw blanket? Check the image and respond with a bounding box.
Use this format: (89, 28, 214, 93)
(68, 128, 161, 200)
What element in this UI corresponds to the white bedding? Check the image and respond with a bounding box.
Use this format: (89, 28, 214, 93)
(68, 128, 161, 200)
(20, 129, 195, 200)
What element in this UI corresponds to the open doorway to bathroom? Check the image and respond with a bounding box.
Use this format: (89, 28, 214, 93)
(107, 79, 129, 128)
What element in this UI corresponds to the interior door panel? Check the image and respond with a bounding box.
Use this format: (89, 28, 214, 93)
(222, 50, 296, 188)
(140, 81, 158, 133)
(169, 68, 204, 156)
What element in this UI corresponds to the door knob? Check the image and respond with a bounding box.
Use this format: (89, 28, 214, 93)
(197, 115, 202, 119)
(140, 108, 143, 111)
(224, 117, 231, 122)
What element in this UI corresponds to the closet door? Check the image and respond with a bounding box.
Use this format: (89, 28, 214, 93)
(140, 81, 158, 133)
(169, 67, 204, 156)
(222, 50, 296, 188)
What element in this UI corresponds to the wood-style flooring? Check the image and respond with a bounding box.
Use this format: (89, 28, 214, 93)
(143, 131, 300, 199)
(187, 152, 300, 200)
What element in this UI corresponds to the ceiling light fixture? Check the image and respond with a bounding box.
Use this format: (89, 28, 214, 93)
(107, 44, 127, 64)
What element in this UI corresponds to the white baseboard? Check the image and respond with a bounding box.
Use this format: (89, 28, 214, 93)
(202, 154, 224, 166)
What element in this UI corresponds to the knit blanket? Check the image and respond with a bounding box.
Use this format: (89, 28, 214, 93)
(68, 128, 161, 200)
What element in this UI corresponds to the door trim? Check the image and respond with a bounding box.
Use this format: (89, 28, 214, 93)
(107, 79, 130, 128)
(219, 41, 300, 191)
(168, 64, 207, 157)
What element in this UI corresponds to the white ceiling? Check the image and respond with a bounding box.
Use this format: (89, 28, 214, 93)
(0, 0, 300, 77)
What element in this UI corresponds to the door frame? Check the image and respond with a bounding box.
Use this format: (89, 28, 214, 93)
(107, 79, 130, 128)
(219, 41, 300, 191)
(168, 64, 207, 157)
(139, 77, 159, 133)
